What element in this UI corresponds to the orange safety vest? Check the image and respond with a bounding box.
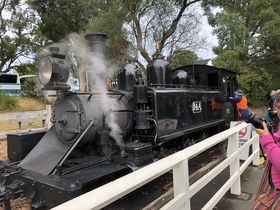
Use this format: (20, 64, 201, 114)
(211, 97, 221, 110)
(236, 96, 248, 117)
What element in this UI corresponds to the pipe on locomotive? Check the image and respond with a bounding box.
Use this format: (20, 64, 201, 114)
(84, 33, 108, 57)
(54, 119, 97, 175)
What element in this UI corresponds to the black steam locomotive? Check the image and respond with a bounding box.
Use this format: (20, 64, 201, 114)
(0, 33, 238, 209)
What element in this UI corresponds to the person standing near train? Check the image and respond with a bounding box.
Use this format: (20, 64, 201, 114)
(265, 90, 279, 132)
(266, 90, 277, 119)
(229, 89, 249, 121)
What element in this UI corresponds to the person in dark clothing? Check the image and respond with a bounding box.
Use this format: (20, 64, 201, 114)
(267, 90, 277, 111)
(265, 90, 279, 132)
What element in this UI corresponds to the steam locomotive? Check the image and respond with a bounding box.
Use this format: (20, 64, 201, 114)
(0, 33, 238, 209)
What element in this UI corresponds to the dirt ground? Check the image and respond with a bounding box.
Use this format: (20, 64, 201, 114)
(0, 141, 7, 161)
(0, 141, 31, 210)
(249, 106, 267, 117)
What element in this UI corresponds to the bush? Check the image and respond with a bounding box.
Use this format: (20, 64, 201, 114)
(0, 93, 19, 112)
(21, 77, 42, 98)
(238, 67, 272, 107)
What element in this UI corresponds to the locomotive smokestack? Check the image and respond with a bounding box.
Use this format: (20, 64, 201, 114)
(85, 33, 108, 58)
(84, 33, 109, 92)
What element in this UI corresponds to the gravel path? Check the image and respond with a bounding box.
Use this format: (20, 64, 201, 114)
(0, 139, 7, 160)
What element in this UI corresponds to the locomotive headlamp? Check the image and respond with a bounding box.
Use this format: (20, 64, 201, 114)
(38, 57, 53, 85)
(38, 47, 70, 90)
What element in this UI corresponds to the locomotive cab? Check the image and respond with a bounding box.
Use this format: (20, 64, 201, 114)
(172, 63, 238, 127)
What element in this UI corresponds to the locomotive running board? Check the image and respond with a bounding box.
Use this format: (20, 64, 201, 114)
(18, 127, 70, 175)
(157, 119, 226, 143)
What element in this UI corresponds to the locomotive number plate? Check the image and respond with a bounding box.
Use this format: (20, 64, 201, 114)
(192, 101, 202, 113)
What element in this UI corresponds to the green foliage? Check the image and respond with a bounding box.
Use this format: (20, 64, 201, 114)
(212, 12, 250, 57)
(0, 0, 42, 72)
(29, 0, 97, 42)
(0, 93, 19, 112)
(212, 50, 241, 72)
(21, 77, 42, 98)
(16, 63, 37, 76)
(238, 67, 272, 107)
(170, 50, 198, 69)
(258, 62, 280, 91)
(86, 0, 132, 66)
(202, 0, 280, 105)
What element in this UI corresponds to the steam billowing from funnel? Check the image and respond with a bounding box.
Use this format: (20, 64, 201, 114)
(84, 33, 124, 148)
(41, 32, 124, 148)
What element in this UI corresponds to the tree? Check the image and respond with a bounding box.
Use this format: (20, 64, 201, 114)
(238, 67, 272, 106)
(0, 0, 42, 72)
(170, 50, 198, 69)
(16, 63, 37, 75)
(202, 0, 280, 70)
(202, 0, 280, 105)
(86, 0, 132, 68)
(28, 0, 97, 42)
(121, 0, 206, 70)
(30, 0, 208, 73)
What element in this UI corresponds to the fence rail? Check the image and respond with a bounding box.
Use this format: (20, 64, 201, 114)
(0, 105, 52, 139)
(52, 122, 260, 210)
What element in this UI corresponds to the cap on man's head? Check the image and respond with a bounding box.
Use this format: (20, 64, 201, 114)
(234, 89, 243, 96)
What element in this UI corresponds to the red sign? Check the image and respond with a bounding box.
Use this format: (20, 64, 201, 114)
(234, 121, 248, 138)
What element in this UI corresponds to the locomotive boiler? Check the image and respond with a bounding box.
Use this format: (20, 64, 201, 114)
(0, 33, 238, 209)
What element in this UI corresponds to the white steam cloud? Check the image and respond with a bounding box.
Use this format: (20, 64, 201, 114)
(67, 33, 124, 148)
(39, 33, 124, 148)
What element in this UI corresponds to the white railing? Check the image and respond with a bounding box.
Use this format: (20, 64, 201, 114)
(0, 105, 52, 139)
(52, 122, 260, 210)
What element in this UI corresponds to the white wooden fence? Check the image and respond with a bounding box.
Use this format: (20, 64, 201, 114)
(0, 105, 52, 139)
(52, 122, 260, 210)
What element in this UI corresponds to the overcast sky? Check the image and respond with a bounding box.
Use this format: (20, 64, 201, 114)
(195, 7, 218, 60)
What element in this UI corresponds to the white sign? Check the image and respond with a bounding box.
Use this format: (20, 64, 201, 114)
(192, 101, 202, 113)
(227, 121, 252, 160)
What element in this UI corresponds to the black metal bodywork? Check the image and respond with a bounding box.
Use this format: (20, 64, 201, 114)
(0, 34, 238, 209)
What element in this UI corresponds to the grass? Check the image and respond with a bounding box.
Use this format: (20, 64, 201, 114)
(16, 97, 46, 111)
(0, 97, 47, 209)
(0, 96, 48, 132)
(0, 95, 47, 113)
(0, 120, 44, 132)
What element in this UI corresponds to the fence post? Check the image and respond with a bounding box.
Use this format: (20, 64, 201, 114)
(252, 131, 260, 166)
(46, 105, 52, 129)
(18, 121, 23, 129)
(227, 132, 241, 195)
(173, 159, 190, 210)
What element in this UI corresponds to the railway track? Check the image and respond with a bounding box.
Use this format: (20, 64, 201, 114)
(0, 140, 225, 210)
(103, 145, 225, 210)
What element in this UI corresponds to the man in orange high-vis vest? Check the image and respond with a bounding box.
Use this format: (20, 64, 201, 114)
(230, 89, 249, 121)
(211, 94, 222, 118)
